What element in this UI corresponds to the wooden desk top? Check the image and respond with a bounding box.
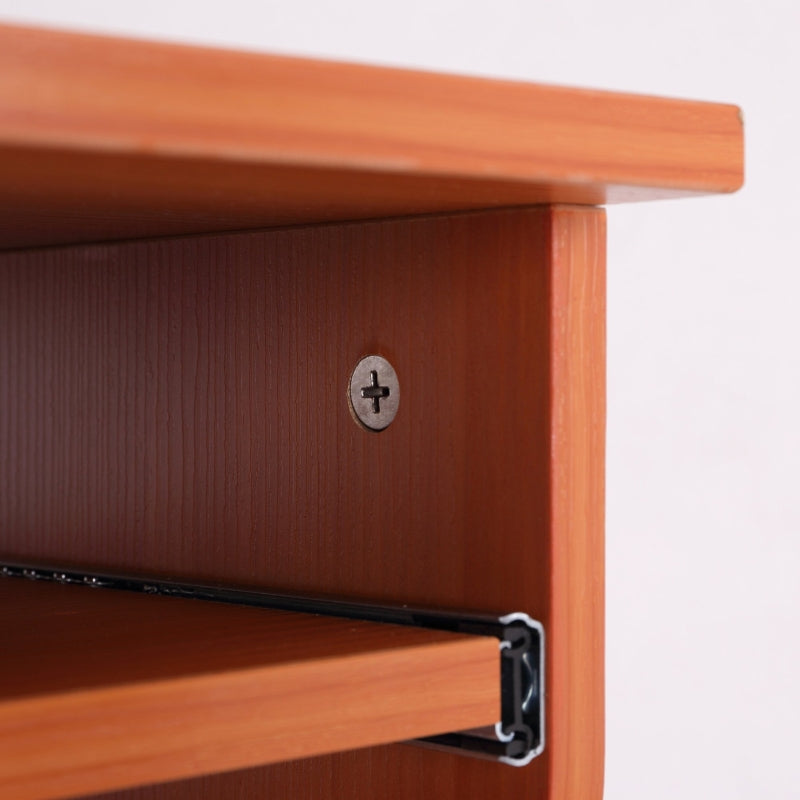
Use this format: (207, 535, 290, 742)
(0, 23, 743, 249)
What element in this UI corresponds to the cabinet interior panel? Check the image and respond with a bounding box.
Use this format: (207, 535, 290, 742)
(0, 205, 605, 799)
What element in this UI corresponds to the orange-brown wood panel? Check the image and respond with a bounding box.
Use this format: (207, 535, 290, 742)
(0, 579, 499, 799)
(0, 206, 604, 799)
(0, 23, 741, 249)
(548, 208, 606, 799)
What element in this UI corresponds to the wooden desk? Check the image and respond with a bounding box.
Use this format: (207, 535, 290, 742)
(0, 22, 743, 800)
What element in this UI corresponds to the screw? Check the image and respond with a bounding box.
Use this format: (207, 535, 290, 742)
(348, 355, 400, 431)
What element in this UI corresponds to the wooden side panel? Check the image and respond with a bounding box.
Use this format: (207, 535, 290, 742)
(0, 579, 499, 800)
(0, 23, 742, 249)
(548, 208, 606, 799)
(0, 206, 605, 799)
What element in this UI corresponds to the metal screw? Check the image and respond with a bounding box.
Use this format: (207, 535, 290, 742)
(348, 355, 400, 431)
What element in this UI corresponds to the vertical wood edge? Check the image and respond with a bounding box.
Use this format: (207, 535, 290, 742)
(547, 205, 606, 800)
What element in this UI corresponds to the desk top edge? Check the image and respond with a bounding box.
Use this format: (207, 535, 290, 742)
(0, 22, 743, 248)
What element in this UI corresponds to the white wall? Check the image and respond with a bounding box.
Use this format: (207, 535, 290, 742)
(4, 3, 798, 797)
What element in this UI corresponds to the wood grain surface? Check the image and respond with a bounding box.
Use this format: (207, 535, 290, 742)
(0, 22, 741, 249)
(0, 578, 499, 799)
(0, 206, 605, 798)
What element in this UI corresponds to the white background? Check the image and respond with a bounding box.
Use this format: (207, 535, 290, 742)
(4, 3, 799, 797)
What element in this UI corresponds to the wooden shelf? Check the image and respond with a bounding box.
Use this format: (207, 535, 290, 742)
(0, 577, 499, 799)
(0, 23, 742, 250)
